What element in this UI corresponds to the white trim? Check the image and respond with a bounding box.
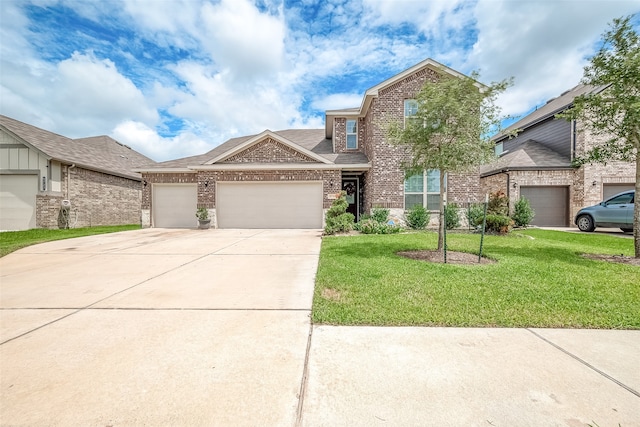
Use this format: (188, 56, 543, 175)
(133, 168, 196, 173)
(192, 163, 371, 171)
(205, 130, 332, 165)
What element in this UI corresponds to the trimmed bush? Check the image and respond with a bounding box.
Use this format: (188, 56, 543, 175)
(406, 205, 430, 229)
(324, 191, 355, 234)
(444, 202, 461, 230)
(513, 197, 535, 227)
(371, 208, 390, 223)
(466, 203, 484, 228)
(488, 190, 509, 216)
(358, 218, 402, 234)
(484, 214, 514, 234)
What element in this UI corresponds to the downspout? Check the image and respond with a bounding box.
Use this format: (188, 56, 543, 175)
(66, 164, 75, 199)
(506, 172, 511, 214)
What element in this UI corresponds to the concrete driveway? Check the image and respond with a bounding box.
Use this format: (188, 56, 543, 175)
(1, 228, 320, 426)
(2, 229, 639, 426)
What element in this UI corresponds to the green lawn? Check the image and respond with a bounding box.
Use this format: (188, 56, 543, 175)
(0, 225, 141, 257)
(313, 229, 640, 329)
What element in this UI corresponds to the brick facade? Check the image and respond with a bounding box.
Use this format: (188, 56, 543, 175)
(222, 138, 317, 163)
(36, 166, 142, 228)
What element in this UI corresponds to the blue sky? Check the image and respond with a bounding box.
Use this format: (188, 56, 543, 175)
(1, 0, 638, 162)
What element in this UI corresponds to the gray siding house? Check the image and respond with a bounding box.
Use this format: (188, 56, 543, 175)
(0, 115, 155, 230)
(481, 85, 636, 226)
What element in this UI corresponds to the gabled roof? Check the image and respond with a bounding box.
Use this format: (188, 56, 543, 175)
(135, 128, 370, 172)
(480, 140, 572, 177)
(205, 130, 332, 165)
(325, 58, 481, 138)
(0, 115, 155, 180)
(493, 84, 607, 142)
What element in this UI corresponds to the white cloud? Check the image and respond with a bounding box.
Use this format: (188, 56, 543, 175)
(311, 93, 364, 111)
(112, 120, 211, 162)
(469, 0, 640, 118)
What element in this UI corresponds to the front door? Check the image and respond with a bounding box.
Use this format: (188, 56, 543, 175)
(342, 178, 359, 221)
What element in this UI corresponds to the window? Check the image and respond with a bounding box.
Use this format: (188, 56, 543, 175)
(495, 142, 503, 156)
(404, 99, 419, 126)
(404, 170, 445, 211)
(346, 119, 357, 149)
(606, 192, 634, 205)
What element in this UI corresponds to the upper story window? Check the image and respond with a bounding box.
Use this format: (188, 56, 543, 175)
(495, 142, 504, 156)
(346, 119, 357, 149)
(404, 99, 419, 126)
(404, 170, 445, 211)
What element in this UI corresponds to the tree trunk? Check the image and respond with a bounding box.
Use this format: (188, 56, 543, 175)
(634, 153, 640, 258)
(437, 170, 446, 251)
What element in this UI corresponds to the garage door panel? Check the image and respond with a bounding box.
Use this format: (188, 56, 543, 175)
(520, 186, 569, 227)
(603, 184, 635, 200)
(0, 175, 37, 230)
(217, 182, 322, 229)
(153, 184, 197, 228)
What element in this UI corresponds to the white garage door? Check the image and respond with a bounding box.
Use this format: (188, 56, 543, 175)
(520, 186, 569, 227)
(0, 174, 38, 230)
(217, 182, 323, 229)
(152, 184, 197, 228)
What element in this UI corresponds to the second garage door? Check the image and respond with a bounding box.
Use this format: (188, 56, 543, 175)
(0, 174, 38, 230)
(153, 184, 197, 228)
(520, 186, 569, 227)
(603, 183, 635, 200)
(217, 182, 323, 229)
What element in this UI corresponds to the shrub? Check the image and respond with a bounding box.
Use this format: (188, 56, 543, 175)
(488, 190, 509, 216)
(371, 208, 390, 223)
(444, 202, 461, 230)
(406, 205, 430, 229)
(324, 191, 355, 235)
(358, 218, 402, 234)
(484, 214, 514, 234)
(512, 197, 535, 227)
(466, 203, 485, 228)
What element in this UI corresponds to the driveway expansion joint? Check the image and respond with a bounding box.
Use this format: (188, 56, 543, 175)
(526, 328, 640, 399)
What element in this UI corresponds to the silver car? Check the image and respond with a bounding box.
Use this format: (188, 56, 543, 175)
(575, 190, 635, 232)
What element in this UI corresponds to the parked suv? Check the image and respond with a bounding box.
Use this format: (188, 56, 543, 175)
(575, 190, 635, 232)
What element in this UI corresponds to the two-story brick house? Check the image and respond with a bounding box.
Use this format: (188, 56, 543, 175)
(137, 58, 483, 229)
(480, 85, 636, 227)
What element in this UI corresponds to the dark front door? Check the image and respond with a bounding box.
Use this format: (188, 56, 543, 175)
(342, 178, 359, 221)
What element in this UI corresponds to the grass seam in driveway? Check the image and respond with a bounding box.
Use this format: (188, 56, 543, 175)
(312, 229, 639, 329)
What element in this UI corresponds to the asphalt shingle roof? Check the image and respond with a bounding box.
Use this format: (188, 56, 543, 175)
(140, 128, 370, 169)
(0, 115, 154, 180)
(480, 140, 571, 177)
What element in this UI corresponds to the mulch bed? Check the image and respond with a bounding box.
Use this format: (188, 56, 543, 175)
(581, 253, 640, 266)
(397, 250, 496, 265)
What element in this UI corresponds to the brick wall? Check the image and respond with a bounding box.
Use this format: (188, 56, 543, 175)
(37, 166, 143, 228)
(222, 138, 317, 163)
(333, 117, 366, 154)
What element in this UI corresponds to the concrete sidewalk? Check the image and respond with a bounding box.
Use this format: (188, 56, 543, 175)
(301, 327, 640, 426)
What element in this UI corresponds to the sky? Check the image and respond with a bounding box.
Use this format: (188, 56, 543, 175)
(1, 0, 639, 162)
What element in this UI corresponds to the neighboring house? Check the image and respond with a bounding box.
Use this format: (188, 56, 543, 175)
(136, 58, 482, 229)
(480, 85, 636, 227)
(0, 115, 155, 230)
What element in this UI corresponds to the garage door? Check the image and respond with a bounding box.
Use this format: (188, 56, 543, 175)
(520, 186, 569, 227)
(603, 183, 635, 200)
(217, 182, 323, 228)
(0, 174, 38, 230)
(152, 184, 197, 228)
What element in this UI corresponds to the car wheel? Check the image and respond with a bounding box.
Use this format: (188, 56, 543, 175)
(577, 215, 595, 232)
(620, 228, 633, 233)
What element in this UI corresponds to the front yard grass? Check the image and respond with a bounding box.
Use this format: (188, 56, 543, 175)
(0, 225, 141, 257)
(313, 229, 640, 329)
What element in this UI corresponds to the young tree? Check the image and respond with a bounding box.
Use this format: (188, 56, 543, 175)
(387, 69, 511, 251)
(560, 15, 640, 257)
